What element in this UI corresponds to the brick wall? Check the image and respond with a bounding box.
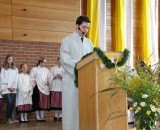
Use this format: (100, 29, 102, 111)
(0, 40, 61, 122)
(0, 40, 61, 71)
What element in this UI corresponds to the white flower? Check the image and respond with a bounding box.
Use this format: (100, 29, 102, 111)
(150, 104, 156, 112)
(100, 63, 105, 69)
(155, 114, 158, 116)
(140, 102, 146, 107)
(135, 110, 139, 114)
(110, 58, 114, 63)
(133, 102, 137, 107)
(128, 97, 133, 102)
(142, 94, 149, 99)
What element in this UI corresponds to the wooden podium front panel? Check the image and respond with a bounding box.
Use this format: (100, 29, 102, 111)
(96, 60, 128, 130)
(79, 60, 98, 130)
(78, 52, 128, 130)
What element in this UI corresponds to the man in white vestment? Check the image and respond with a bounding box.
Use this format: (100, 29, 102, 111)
(60, 16, 93, 130)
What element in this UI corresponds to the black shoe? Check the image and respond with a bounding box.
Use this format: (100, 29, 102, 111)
(54, 117, 58, 121)
(36, 119, 41, 122)
(59, 117, 62, 121)
(128, 121, 134, 124)
(24, 120, 29, 123)
(19, 119, 26, 123)
(41, 119, 46, 122)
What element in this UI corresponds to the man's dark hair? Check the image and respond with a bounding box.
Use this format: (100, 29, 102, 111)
(76, 16, 90, 25)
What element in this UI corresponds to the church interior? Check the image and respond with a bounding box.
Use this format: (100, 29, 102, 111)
(0, 0, 160, 130)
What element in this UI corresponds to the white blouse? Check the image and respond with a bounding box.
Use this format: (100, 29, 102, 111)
(1, 68, 18, 94)
(50, 66, 64, 92)
(30, 66, 50, 95)
(16, 73, 34, 106)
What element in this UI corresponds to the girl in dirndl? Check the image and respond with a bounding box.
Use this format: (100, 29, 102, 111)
(16, 64, 34, 123)
(50, 57, 64, 121)
(30, 57, 50, 122)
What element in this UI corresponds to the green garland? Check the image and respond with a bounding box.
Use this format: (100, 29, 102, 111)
(74, 47, 130, 88)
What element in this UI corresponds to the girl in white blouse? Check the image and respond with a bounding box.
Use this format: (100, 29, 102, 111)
(30, 57, 50, 122)
(50, 57, 64, 121)
(16, 64, 34, 123)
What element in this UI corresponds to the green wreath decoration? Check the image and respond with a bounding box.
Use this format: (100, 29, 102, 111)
(74, 47, 130, 88)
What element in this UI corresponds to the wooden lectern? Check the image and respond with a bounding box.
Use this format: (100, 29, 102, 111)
(77, 52, 128, 130)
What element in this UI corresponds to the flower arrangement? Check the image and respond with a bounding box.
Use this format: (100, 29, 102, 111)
(107, 61, 160, 130)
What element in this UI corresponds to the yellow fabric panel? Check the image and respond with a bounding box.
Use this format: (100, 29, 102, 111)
(115, 0, 125, 52)
(141, 0, 151, 65)
(87, 0, 99, 47)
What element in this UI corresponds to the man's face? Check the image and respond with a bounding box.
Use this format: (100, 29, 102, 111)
(78, 22, 90, 36)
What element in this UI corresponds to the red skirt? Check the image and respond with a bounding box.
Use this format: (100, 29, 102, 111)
(50, 91, 62, 110)
(32, 85, 50, 111)
(39, 91, 50, 110)
(17, 104, 32, 113)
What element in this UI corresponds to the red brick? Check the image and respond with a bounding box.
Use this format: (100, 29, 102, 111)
(0, 40, 61, 71)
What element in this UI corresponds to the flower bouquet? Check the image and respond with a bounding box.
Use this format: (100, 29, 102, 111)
(105, 61, 160, 130)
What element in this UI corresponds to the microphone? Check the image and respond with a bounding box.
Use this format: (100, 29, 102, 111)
(78, 27, 85, 36)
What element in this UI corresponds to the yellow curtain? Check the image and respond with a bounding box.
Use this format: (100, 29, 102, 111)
(141, 0, 151, 65)
(115, 0, 125, 52)
(87, 0, 99, 47)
